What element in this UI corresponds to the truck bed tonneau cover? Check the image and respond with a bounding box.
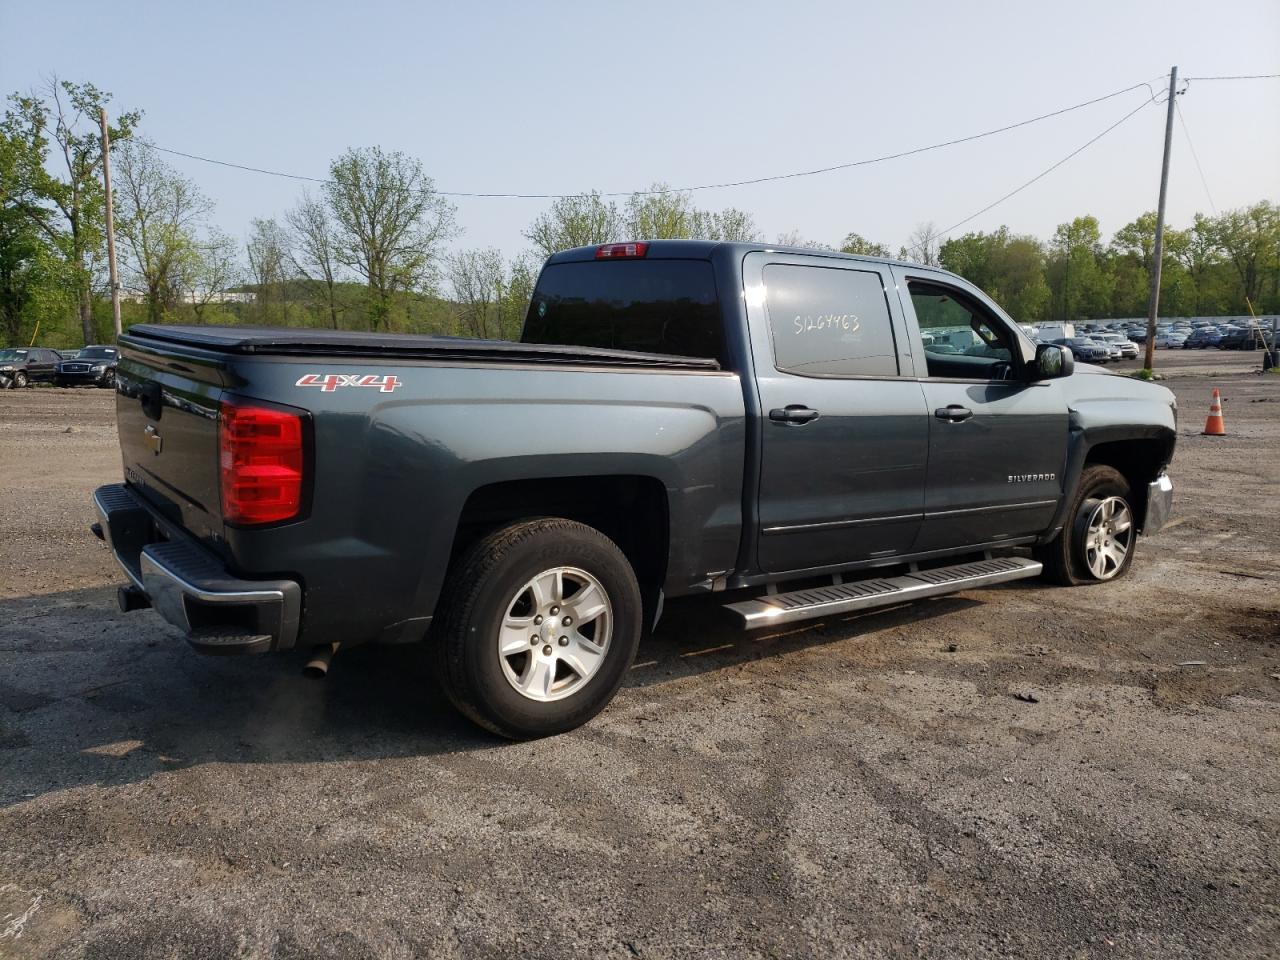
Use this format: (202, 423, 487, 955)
(121, 324, 721, 370)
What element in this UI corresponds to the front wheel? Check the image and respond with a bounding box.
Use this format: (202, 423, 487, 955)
(431, 518, 642, 739)
(13, 371, 29, 389)
(1036, 465, 1137, 586)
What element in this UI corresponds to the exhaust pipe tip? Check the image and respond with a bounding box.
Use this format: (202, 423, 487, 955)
(303, 642, 340, 678)
(117, 585, 151, 613)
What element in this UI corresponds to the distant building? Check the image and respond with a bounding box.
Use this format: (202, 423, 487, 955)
(120, 290, 257, 305)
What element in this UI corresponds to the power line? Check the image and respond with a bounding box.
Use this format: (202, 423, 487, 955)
(151, 78, 1165, 200)
(1175, 100, 1217, 214)
(938, 96, 1156, 238)
(151, 146, 329, 184)
(1183, 73, 1280, 80)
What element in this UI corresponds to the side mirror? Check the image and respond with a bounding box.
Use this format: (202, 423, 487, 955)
(1034, 343, 1073, 380)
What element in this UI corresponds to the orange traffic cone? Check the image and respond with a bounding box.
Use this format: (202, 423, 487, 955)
(1202, 388, 1226, 436)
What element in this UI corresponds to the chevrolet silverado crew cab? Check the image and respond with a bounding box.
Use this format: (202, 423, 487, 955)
(93, 240, 1176, 738)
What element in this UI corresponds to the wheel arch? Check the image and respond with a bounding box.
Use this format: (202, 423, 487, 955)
(446, 474, 670, 625)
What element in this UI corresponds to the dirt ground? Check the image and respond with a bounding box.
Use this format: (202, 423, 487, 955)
(0, 351, 1277, 959)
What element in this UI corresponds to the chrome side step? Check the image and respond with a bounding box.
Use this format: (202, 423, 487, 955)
(724, 556, 1042, 628)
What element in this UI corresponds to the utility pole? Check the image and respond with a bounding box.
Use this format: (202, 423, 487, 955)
(100, 107, 122, 340)
(1142, 66, 1178, 371)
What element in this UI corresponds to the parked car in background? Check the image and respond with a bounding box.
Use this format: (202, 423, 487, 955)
(1094, 333, 1139, 359)
(0, 346, 63, 388)
(1037, 322, 1075, 341)
(1218, 326, 1273, 350)
(1183, 328, 1222, 349)
(1052, 337, 1110, 364)
(55, 345, 120, 388)
(1154, 331, 1187, 349)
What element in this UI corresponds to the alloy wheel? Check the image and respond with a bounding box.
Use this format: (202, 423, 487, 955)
(1083, 496, 1133, 580)
(497, 566, 613, 702)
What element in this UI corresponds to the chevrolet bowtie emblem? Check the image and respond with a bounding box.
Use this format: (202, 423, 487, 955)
(143, 424, 163, 455)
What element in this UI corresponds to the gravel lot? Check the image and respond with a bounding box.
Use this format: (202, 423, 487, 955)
(1, 351, 1277, 959)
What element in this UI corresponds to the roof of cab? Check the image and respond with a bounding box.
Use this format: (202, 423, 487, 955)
(544, 238, 962, 280)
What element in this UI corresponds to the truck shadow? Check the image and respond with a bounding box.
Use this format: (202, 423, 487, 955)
(0, 584, 986, 807)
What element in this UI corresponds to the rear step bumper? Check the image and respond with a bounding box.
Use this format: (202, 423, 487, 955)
(724, 556, 1042, 628)
(92, 484, 301, 655)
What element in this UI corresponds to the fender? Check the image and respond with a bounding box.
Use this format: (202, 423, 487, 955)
(1039, 375, 1177, 543)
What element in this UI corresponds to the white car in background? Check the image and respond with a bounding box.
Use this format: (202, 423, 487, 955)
(1094, 333, 1139, 359)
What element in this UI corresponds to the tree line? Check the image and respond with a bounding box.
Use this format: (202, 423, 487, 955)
(3, 79, 1278, 349)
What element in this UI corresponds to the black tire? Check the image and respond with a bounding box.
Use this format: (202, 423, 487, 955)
(1036, 464, 1136, 586)
(99, 370, 115, 389)
(431, 518, 642, 739)
(54, 377, 67, 389)
(14, 371, 29, 389)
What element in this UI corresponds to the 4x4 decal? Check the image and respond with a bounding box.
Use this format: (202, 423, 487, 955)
(295, 373, 401, 393)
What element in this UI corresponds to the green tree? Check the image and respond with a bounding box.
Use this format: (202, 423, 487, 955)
(114, 140, 210, 323)
(625, 183, 694, 239)
(940, 228, 1050, 322)
(690, 206, 758, 241)
(1048, 216, 1112, 321)
(524, 191, 621, 257)
(3, 79, 138, 344)
(246, 216, 292, 324)
(325, 146, 458, 330)
(1170, 214, 1225, 314)
(182, 228, 241, 324)
(1205, 201, 1280, 310)
(0, 115, 61, 343)
(838, 232, 891, 257)
(448, 247, 526, 340)
(776, 229, 833, 250)
(285, 189, 343, 329)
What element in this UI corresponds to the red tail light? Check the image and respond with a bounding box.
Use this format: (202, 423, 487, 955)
(595, 242, 649, 259)
(219, 402, 305, 525)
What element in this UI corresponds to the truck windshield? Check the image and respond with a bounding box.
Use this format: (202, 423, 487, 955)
(523, 259, 724, 365)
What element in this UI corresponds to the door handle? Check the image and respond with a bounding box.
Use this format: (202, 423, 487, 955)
(934, 405, 973, 422)
(769, 405, 820, 425)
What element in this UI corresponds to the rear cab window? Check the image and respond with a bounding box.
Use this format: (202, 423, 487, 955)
(523, 259, 725, 365)
(763, 264, 899, 377)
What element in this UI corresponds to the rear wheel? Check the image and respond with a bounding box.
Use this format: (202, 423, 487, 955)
(1036, 465, 1136, 586)
(432, 518, 642, 739)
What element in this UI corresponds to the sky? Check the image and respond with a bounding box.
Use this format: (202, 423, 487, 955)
(3, 0, 1278, 263)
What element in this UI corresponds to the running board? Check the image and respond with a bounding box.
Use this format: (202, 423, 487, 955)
(724, 556, 1042, 628)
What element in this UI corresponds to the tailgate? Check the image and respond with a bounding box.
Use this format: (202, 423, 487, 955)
(115, 337, 227, 544)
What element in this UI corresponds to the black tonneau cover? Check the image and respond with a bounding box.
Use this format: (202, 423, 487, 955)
(122, 325, 720, 370)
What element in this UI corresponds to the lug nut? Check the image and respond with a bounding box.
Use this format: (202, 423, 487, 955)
(542, 645, 553, 656)
(558, 636, 569, 646)
(563, 616, 572, 626)
(534, 615, 543, 625)
(531, 636, 539, 645)
(550, 606, 559, 615)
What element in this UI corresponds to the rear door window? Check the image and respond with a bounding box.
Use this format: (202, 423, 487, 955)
(523, 259, 724, 364)
(763, 263, 898, 377)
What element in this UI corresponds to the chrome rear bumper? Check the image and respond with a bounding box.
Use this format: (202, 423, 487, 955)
(93, 484, 301, 654)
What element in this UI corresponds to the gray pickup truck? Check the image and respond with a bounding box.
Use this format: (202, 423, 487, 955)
(93, 240, 1176, 738)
